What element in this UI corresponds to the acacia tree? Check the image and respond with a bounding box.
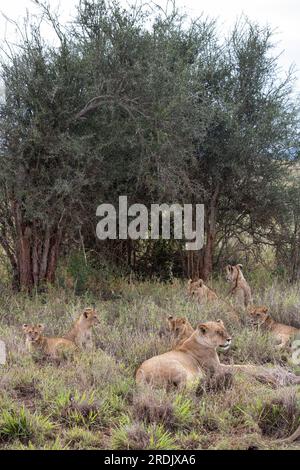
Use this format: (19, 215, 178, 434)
(0, 2, 298, 290)
(187, 21, 299, 280)
(0, 31, 87, 289)
(0, 1, 208, 290)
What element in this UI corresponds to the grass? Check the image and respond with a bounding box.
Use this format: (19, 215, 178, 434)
(0, 277, 299, 450)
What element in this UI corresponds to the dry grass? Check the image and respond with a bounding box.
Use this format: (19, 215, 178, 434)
(0, 278, 299, 449)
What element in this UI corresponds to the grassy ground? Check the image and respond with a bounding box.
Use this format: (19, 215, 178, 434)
(0, 277, 300, 450)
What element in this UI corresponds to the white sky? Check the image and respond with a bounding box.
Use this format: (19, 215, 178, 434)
(0, 0, 299, 94)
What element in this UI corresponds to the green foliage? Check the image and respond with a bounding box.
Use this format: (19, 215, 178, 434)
(0, 1, 298, 288)
(0, 407, 55, 444)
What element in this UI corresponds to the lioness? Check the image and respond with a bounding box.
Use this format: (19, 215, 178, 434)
(187, 279, 218, 303)
(248, 306, 300, 349)
(22, 324, 76, 358)
(225, 264, 252, 307)
(166, 315, 195, 347)
(64, 308, 99, 350)
(136, 320, 232, 388)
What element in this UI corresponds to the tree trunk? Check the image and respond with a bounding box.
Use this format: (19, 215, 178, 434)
(200, 183, 220, 281)
(0, 201, 64, 292)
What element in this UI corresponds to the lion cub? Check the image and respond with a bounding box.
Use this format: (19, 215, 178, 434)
(166, 315, 195, 347)
(64, 308, 99, 350)
(248, 306, 300, 349)
(225, 264, 252, 307)
(22, 324, 76, 358)
(187, 279, 218, 303)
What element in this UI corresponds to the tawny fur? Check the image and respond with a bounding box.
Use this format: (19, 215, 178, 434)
(22, 324, 76, 359)
(225, 264, 252, 307)
(248, 306, 300, 349)
(64, 308, 99, 350)
(166, 315, 195, 347)
(136, 320, 232, 388)
(187, 279, 240, 323)
(137, 319, 300, 388)
(187, 279, 218, 303)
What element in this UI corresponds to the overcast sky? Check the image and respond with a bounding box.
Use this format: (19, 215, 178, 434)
(0, 0, 299, 94)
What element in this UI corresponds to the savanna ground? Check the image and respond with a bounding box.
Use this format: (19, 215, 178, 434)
(0, 270, 300, 450)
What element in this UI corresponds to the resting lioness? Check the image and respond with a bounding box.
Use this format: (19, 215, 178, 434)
(225, 264, 252, 307)
(136, 320, 232, 388)
(248, 306, 300, 349)
(22, 324, 76, 358)
(166, 315, 195, 347)
(64, 308, 99, 349)
(187, 279, 218, 303)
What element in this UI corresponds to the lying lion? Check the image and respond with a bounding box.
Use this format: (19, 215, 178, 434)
(137, 319, 300, 388)
(22, 324, 76, 359)
(64, 307, 99, 350)
(225, 264, 252, 307)
(166, 315, 195, 347)
(248, 306, 300, 349)
(188, 279, 241, 323)
(187, 279, 218, 303)
(136, 320, 232, 387)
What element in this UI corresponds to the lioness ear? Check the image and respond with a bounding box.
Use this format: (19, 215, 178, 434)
(37, 324, 44, 332)
(198, 323, 208, 334)
(83, 311, 89, 318)
(237, 264, 243, 269)
(22, 324, 28, 331)
(181, 317, 187, 324)
(216, 319, 224, 326)
(199, 279, 203, 287)
(262, 306, 269, 313)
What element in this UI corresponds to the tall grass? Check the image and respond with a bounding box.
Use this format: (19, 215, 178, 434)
(0, 277, 299, 449)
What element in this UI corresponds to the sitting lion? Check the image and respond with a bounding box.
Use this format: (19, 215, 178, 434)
(248, 306, 300, 349)
(136, 320, 232, 388)
(166, 315, 195, 347)
(225, 264, 252, 307)
(22, 324, 76, 359)
(64, 307, 99, 350)
(187, 279, 218, 303)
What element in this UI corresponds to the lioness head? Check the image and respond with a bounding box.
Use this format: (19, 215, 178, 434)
(225, 264, 243, 283)
(22, 324, 44, 343)
(196, 320, 232, 351)
(80, 308, 99, 326)
(248, 306, 270, 326)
